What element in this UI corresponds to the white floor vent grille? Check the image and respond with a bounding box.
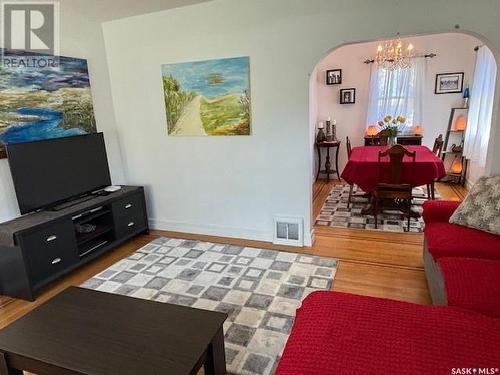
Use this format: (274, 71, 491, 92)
(273, 216, 303, 246)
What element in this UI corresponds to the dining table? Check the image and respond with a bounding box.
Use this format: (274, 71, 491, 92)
(341, 145, 446, 193)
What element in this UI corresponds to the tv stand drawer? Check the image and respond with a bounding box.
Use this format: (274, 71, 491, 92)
(112, 193, 147, 238)
(16, 220, 79, 285)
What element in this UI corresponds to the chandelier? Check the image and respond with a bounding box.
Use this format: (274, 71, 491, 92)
(375, 36, 414, 70)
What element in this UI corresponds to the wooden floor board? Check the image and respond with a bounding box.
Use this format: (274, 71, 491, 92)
(1, 180, 463, 334)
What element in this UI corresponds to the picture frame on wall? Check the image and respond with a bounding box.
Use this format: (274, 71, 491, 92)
(435, 72, 464, 94)
(326, 69, 342, 85)
(340, 88, 355, 104)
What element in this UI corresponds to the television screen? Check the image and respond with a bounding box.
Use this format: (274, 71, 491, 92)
(6, 133, 111, 214)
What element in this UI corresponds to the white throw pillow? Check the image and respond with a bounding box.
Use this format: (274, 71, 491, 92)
(449, 175, 500, 235)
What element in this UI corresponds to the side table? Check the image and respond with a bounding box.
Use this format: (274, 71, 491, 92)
(316, 141, 341, 181)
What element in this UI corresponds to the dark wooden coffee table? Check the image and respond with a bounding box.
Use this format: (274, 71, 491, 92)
(0, 287, 227, 375)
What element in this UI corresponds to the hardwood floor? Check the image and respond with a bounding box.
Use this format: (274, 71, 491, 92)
(312, 180, 463, 304)
(1, 181, 463, 333)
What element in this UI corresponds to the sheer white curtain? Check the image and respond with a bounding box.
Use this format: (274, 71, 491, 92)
(366, 58, 426, 132)
(464, 46, 497, 167)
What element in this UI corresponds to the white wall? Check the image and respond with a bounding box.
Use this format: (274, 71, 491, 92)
(313, 33, 481, 176)
(102, 0, 500, 244)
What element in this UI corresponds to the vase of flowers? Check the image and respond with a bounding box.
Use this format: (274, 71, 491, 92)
(378, 115, 406, 146)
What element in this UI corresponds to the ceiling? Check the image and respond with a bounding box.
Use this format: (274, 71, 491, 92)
(59, 0, 213, 22)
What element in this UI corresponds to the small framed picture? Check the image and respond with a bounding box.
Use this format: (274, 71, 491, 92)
(435, 72, 464, 94)
(326, 69, 342, 85)
(340, 88, 355, 104)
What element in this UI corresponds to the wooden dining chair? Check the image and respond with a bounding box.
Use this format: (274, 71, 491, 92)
(426, 134, 444, 199)
(432, 134, 444, 157)
(373, 145, 416, 231)
(345, 137, 365, 207)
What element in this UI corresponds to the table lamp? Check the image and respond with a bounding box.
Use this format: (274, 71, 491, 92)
(414, 125, 423, 136)
(367, 125, 378, 137)
(454, 115, 467, 131)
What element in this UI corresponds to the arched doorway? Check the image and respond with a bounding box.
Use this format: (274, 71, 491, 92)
(309, 31, 498, 235)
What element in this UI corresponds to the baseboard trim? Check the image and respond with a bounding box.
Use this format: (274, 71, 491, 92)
(149, 218, 274, 244)
(305, 228, 314, 247)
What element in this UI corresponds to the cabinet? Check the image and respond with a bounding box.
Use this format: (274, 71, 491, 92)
(0, 186, 148, 301)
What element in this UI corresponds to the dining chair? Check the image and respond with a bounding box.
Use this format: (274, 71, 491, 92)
(373, 145, 416, 231)
(345, 137, 365, 208)
(346, 137, 354, 207)
(432, 134, 444, 157)
(426, 134, 444, 199)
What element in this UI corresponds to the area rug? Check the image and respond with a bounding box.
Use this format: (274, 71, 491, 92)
(81, 237, 338, 375)
(315, 184, 440, 233)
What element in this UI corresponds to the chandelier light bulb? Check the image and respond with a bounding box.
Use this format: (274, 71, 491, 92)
(375, 37, 414, 70)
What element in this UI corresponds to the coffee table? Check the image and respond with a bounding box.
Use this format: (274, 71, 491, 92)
(0, 287, 227, 375)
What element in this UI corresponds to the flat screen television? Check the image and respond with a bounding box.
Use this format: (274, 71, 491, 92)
(6, 133, 112, 214)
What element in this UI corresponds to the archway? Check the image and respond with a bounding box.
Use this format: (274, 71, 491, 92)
(308, 31, 499, 234)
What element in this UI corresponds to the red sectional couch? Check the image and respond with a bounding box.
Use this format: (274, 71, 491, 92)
(422, 200, 500, 261)
(422, 200, 500, 308)
(277, 200, 500, 374)
(276, 291, 500, 375)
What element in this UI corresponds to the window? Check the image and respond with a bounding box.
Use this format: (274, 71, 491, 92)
(464, 46, 497, 167)
(366, 58, 426, 132)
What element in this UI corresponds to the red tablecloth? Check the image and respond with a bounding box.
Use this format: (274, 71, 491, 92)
(341, 146, 446, 193)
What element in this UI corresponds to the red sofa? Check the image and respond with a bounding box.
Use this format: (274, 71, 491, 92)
(277, 200, 500, 374)
(422, 200, 500, 312)
(276, 291, 500, 375)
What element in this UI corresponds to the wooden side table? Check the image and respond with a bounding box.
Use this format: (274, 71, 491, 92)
(316, 141, 341, 181)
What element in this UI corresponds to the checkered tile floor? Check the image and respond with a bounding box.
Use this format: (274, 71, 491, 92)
(82, 237, 338, 375)
(315, 184, 440, 233)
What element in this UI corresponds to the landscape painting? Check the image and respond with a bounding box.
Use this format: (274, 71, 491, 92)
(0, 49, 96, 158)
(161, 56, 251, 136)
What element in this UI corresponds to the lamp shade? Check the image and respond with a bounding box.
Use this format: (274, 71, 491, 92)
(451, 157, 463, 174)
(367, 125, 378, 136)
(454, 115, 467, 131)
(414, 125, 423, 136)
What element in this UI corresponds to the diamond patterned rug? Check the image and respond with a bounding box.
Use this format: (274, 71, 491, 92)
(81, 237, 338, 375)
(315, 184, 440, 233)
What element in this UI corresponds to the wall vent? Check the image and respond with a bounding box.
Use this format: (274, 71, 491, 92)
(273, 216, 304, 247)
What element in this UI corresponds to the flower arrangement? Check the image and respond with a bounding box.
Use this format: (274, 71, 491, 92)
(378, 115, 406, 137)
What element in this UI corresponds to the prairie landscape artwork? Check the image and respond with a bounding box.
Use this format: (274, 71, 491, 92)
(0, 49, 96, 158)
(161, 56, 251, 136)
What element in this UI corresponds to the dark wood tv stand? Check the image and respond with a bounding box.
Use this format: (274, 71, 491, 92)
(0, 186, 148, 301)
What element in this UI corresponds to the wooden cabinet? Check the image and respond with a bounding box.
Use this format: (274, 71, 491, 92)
(364, 135, 423, 146)
(0, 186, 148, 301)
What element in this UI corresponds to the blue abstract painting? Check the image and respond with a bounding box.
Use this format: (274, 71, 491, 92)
(161, 56, 251, 136)
(0, 49, 96, 158)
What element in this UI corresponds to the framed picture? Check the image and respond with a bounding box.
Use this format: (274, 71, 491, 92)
(340, 88, 355, 104)
(435, 72, 464, 94)
(326, 69, 342, 85)
(0, 48, 97, 160)
(161, 56, 251, 136)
